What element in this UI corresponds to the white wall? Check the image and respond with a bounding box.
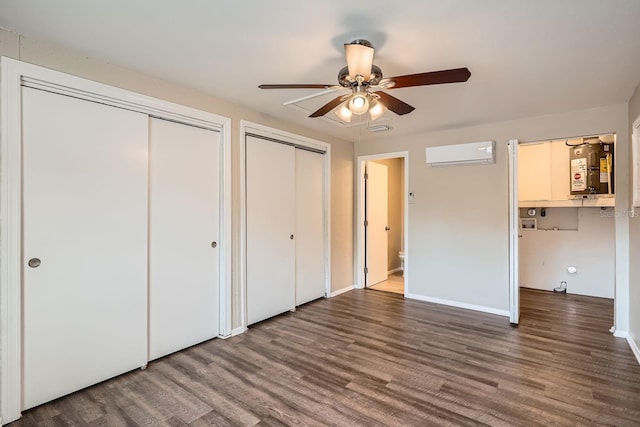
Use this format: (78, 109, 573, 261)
(519, 207, 615, 298)
(628, 82, 640, 357)
(0, 29, 355, 330)
(355, 104, 629, 316)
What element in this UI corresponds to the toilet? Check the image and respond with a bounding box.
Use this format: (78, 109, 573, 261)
(398, 251, 405, 276)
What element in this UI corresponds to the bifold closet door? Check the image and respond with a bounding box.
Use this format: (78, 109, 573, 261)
(149, 118, 220, 360)
(246, 136, 295, 325)
(295, 149, 325, 305)
(22, 87, 148, 410)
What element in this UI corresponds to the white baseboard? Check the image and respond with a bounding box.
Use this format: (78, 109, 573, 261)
(613, 329, 629, 338)
(330, 285, 355, 297)
(405, 293, 510, 317)
(628, 335, 640, 365)
(387, 267, 402, 275)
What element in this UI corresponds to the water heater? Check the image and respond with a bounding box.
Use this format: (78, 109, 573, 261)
(569, 138, 614, 196)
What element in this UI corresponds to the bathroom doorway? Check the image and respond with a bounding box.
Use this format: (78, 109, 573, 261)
(356, 152, 408, 295)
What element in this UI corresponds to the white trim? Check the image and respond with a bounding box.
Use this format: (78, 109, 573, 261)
(238, 122, 248, 330)
(509, 133, 626, 333)
(242, 122, 329, 153)
(230, 326, 248, 337)
(218, 326, 247, 339)
(239, 120, 332, 329)
(330, 285, 355, 297)
(627, 335, 640, 365)
(632, 116, 640, 209)
(356, 152, 409, 296)
(218, 108, 233, 339)
(613, 329, 629, 338)
(508, 139, 520, 324)
(1, 56, 23, 425)
(405, 293, 510, 317)
(0, 57, 233, 423)
(387, 267, 402, 275)
(19, 72, 225, 132)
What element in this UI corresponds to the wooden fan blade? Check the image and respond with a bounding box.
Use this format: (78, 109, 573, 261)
(384, 67, 471, 89)
(309, 96, 346, 118)
(376, 92, 415, 115)
(258, 84, 333, 89)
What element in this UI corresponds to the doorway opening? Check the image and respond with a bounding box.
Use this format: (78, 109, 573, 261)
(508, 134, 618, 330)
(356, 152, 409, 295)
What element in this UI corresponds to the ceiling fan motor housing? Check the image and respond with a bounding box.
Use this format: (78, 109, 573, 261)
(259, 37, 471, 120)
(338, 64, 383, 87)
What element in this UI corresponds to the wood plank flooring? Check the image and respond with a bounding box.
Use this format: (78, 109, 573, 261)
(11, 288, 640, 426)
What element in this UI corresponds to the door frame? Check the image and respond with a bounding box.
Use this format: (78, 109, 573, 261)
(239, 120, 331, 332)
(0, 58, 233, 423)
(507, 140, 520, 324)
(356, 152, 409, 294)
(508, 135, 625, 332)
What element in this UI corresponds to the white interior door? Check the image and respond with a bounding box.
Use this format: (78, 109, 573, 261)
(295, 149, 325, 305)
(509, 140, 520, 324)
(366, 161, 389, 286)
(246, 136, 295, 324)
(22, 87, 148, 409)
(149, 118, 220, 360)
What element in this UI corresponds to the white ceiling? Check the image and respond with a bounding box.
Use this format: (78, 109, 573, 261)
(2, 0, 640, 142)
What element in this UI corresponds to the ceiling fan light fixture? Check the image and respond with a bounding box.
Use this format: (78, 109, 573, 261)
(348, 94, 370, 115)
(335, 102, 352, 122)
(344, 40, 374, 80)
(368, 98, 387, 121)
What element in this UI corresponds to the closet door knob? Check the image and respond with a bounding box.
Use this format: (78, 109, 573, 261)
(290, 234, 294, 240)
(211, 241, 217, 248)
(28, 258, 41, 268)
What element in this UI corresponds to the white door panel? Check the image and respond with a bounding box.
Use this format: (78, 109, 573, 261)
(366, 162, 389, 286)
(149, 118, 220, 360)
(295, 149, 325, 305)
(22, 87, 148, 409)
(246, 137, 295, 324)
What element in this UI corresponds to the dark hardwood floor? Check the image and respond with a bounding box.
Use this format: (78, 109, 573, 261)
(11, 288, 640, 426)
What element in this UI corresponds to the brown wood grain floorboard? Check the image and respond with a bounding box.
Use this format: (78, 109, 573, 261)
(9, 288, 640, 426)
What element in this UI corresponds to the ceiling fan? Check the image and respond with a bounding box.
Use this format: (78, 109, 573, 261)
(258, 39, 471, 123)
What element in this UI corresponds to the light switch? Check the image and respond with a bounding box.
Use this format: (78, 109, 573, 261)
(408, 192, 414, 204)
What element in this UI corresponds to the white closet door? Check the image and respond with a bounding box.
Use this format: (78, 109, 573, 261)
(295, 149, 325, 305)
(149, 118, 220, 360)
(246, 136, 295, 325)
(22, 87, 148, 409)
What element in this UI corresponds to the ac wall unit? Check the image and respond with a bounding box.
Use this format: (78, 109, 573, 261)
(425, 141, 495, 166)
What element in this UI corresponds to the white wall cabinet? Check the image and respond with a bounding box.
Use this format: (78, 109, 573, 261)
(518, 142, 552, 202)
(246, 135, 325, 325)
(518, 140, 612, 207)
